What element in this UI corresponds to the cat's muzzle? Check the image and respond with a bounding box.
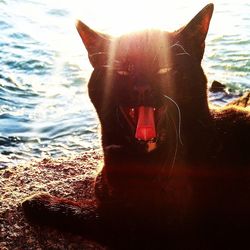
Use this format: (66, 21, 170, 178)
(119, 106, 160, 152)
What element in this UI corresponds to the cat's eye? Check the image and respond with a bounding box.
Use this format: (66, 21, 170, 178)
(157, 67, 172, 75)
(117, 70, 130, 76)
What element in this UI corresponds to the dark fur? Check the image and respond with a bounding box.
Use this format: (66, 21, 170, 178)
(22, 4, 250, 249)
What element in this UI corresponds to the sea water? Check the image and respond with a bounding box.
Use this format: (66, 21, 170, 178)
(0, 0, 249, 168)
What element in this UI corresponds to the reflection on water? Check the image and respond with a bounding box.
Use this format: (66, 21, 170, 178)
(0, 0, 249, 168)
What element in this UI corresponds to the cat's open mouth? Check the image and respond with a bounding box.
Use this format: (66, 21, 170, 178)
(119, 106, 161, 152)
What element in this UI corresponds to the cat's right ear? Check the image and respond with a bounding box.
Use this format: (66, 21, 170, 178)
(76, 20, 110, 67)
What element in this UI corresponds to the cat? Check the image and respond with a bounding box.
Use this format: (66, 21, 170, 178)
(22, 4, 250, 249)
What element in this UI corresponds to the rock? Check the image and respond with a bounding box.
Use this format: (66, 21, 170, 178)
(209, 80, 226, 93)
(227, 91, 250, 108)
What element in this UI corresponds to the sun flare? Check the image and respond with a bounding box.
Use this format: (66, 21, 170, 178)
(70, 0, 213, 35)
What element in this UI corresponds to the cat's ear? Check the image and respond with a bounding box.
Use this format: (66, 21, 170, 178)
(76, 20, 110, 67)
(177, 3, 214, 61)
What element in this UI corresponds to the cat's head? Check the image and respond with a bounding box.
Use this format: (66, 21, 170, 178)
(76, 4, 213, 154)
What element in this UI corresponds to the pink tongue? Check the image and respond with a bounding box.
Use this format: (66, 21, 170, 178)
(135, 106, 156, 141)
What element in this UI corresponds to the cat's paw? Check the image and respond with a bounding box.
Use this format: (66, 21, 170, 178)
(22, 193, 99, 233)
(22, 192, 58, 225)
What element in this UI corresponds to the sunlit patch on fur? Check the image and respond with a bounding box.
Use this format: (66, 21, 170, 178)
(157, 67, 172, 75)
(117, 70, 129, 76)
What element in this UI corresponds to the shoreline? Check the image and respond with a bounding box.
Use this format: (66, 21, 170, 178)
(1, 86, 249, 170)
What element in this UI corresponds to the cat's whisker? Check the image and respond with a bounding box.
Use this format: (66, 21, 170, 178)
(163, 95, 184, 146)
(116, 107, 128, 131)
(157, 112, 178, 186)
(113, 59, 122, 64)
(167, 113, 179, 175)
(169, 42, 191, 57)
(100, 65, 114, 69)
(152, 53, 159, 66)
(176, 52, 190, 57)
(88, 52, 108, 58)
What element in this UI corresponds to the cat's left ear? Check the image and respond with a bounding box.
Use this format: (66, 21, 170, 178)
(76, 20, 111, 67)
(177, 3, 214, 61)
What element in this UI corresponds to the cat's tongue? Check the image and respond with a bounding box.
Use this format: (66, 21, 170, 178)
(135, 106, 156, 141)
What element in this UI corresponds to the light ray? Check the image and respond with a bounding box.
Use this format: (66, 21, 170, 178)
(102, 39, 118, 109)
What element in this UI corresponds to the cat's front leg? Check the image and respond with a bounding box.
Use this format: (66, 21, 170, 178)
(22, 193, 101, 235)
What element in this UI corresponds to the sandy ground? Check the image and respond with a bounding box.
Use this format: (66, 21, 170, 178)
(0, 151, 107, 250)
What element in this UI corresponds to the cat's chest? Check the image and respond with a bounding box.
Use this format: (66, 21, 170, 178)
(95, 166, 193, 216)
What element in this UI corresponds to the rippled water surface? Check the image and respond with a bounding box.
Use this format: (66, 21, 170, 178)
(0, 0, 249, 168)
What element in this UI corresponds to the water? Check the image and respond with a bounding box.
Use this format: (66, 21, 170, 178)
(0, 0, 249, 168)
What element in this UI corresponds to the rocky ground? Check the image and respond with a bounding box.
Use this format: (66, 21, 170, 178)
(0, 151, 106, 250)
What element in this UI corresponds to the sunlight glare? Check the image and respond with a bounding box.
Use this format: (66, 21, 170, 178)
(70, 0, 213, 35)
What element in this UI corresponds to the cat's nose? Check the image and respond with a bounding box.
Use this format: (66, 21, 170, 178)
(134, 84, 151, 103)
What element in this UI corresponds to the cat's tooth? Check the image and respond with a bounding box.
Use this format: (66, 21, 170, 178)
(147, 141, 157, 152)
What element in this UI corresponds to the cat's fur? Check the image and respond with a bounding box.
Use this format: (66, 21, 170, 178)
(22, 4, 250, 249)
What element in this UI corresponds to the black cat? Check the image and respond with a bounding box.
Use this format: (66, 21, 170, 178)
(23, 4, 250, 249)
